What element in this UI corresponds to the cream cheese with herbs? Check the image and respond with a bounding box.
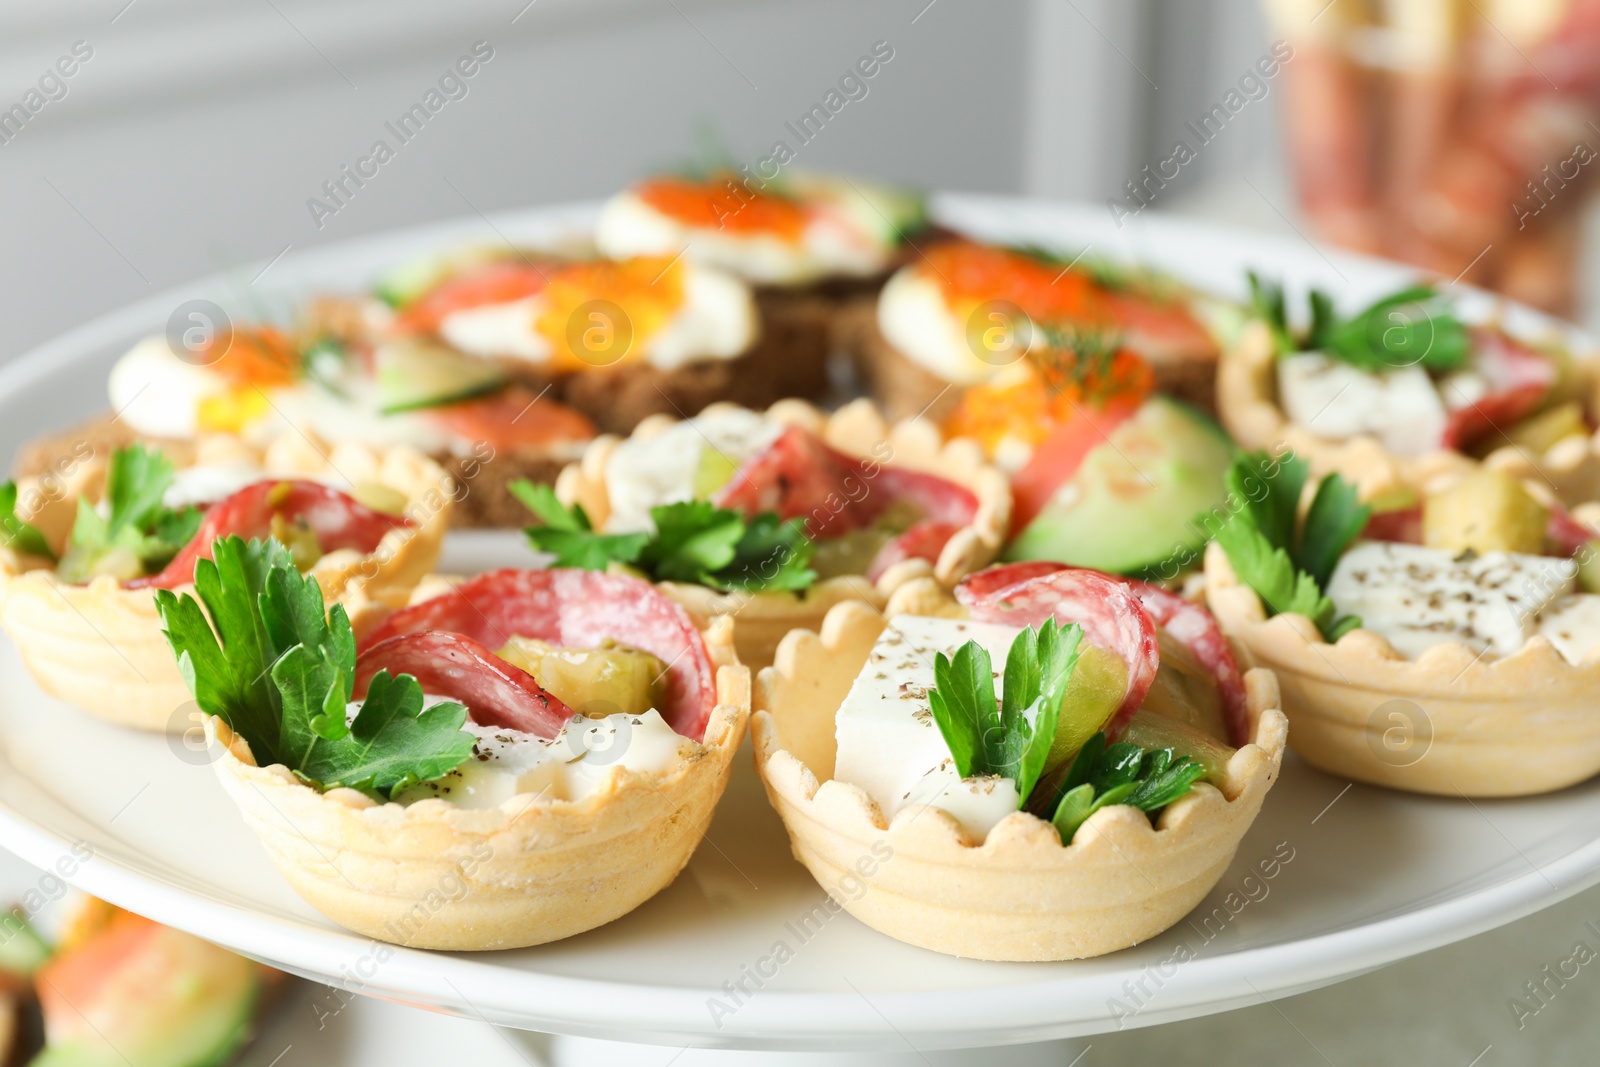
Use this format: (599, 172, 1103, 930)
(601, 407, 782, 533)
(1326, 541, 1600, 661)
(392, 707, 690, 810)
(833, 615, 1025, 842)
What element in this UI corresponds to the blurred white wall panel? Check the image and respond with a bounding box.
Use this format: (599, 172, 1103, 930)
(1022, 0, 1152, 200)
(0, 0, 1031, 359)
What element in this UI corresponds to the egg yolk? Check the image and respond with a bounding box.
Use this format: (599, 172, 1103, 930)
(534, 257, 687, 370)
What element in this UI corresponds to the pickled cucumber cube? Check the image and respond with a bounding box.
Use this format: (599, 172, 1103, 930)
(497, 637, 668, 718)
(1422, 469, 1548, 556)
(1499, 401, 1587, 456)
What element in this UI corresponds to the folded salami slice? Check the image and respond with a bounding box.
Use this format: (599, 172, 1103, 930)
(359, 568, 717, 741)
(356, 631, 573, 737)
(957, 563, 1249, 744)
(1122, 579, 1250, 747)
(712, 425, 977, 542)
(1441, 330, 1559, 450)
(956, 564, 1158, 740)
(865, 521, 961, 584)
(128, 481, 410, 591)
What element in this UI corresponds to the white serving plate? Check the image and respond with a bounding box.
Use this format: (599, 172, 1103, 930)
(0, 197, 1596, 1053)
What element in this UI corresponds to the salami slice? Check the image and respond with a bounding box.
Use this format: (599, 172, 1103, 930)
(1440, 330, 1559, 450)
(712, 426, 864, 529)
(954, 561, 1074, 608)
(1122, 579, 1250, 747)
(865, 521, 961, 584)
(355, 631, 572, 737)
(128, 481, 410, 591)
(870, 466, 979, 528)
(1361, 505, 1424, 545)
(957, 565, 1158, 740)
(712, 425, 977, 543)
(956, 563, 1247, 744)
(1546, 503, 1595, 558)
(359, 568, 717, 741)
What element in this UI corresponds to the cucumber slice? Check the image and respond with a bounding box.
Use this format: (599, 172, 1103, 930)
(0, 911, 50, 979)
(791, 174, 928, 247)
(1004, 396, 1234, 576)
(374, 245, 511, 308)
(374, 340, 506, 414)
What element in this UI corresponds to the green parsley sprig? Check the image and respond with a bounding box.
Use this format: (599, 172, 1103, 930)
(1046, 733, 1207, 844)
(511, 481, 817, 593)
(57, 445, 203, 583)
(928, 620, 1084, 806)
(1249, 272, 1469, 373)
(156, 536, 475, 798)
(926, 622, 1208, 844)
(0, 481, 54, 560)
(1213, 450, 1368, 641)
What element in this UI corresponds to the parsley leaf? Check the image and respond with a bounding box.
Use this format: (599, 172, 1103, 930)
(1251, 274, 1469, 372)
(57, 445, 202, 583)
(512, 480, 650, 572)
(1048, 732, 1207, 844)
(1247, 271, 1294, 356)
(156, 536, 474, 798)
(927, 621, 1084, 806)
(1312, 285, 1469, 373)
(0, 482, 54, 560)
(513, 481, 817, 594)
(1213, 451, 1368, 640)
(638, 501, 746, 583)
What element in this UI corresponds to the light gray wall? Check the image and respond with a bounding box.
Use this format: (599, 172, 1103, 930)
(0, 0, 1039, 360)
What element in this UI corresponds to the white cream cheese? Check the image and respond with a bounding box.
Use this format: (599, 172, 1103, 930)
(1277, 352, 1448, 457)
(1326, 541, 1600, 660)
(432, 262, 756, 371)
(393, 707, 690, 810)
(162, 462, 270, 509)
(833, 615, 1025, 842)
(1533, 594, 1600, 664)
(595, 189, 888, 285)
(602, 406, 781, 533)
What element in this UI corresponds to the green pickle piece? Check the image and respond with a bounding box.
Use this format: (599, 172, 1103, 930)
(1045, 644, 1127, 774)
(692, 448, 740, 499)
(497, 637, 668, 718)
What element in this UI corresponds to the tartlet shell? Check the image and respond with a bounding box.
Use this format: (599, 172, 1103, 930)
(208, 624, 750, 951)
(0, 437, 452, 732)
(1204, 540, 1600, 796)
(1217, 319, 1600, 505)
(752, 599, 1288, 961)
(556, 398, 1013, 668)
